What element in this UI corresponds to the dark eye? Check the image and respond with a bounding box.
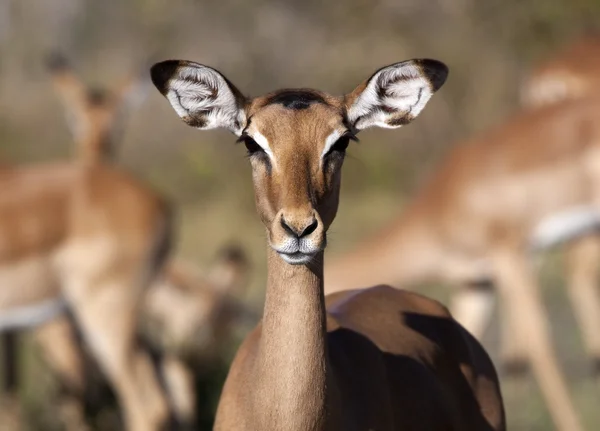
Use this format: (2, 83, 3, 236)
(330, 136, 350, 154)
(239, 135, 264, 156)
(324, 134, 354, 160)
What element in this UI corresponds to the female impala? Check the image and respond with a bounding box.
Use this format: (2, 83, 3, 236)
(0, 54, 172, 431)
(151, 58, 505, 430)
(0, 54, 255, 431)
(520, 34, 600, 381)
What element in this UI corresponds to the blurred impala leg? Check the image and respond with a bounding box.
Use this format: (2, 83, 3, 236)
(160, 355, 196, 428)
(499, 301, 530, 376)
(565, 235, 600, 382)
(33, 316, 90, 431)
(0, 331, 22, 431)
(449, 280, 495, 340)
(493, 248, 583, 431)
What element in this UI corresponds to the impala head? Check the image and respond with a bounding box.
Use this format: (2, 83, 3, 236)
(47, 52, 148, 163)
(143, 246, 251, 357)
(151, 59, 447, 264)
(207, 243, 250, 294)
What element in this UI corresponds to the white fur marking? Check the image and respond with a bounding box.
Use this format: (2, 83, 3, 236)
(250, 131, 277, 168)
(531, 206, 600, 250)
(0, 299, 67, 331)
(320, 130, 342, 160)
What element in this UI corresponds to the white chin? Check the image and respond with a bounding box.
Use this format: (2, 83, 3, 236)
(279, 252, 315, 265)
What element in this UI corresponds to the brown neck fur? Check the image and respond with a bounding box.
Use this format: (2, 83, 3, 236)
(78, 136, 111, 165)
(253, 247, 334, 429)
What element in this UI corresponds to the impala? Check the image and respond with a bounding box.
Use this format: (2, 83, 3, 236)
(0, 55, 174, 431)
(28, 243, 252, 431)
(151, 57, 505, 430)
(519, 34, 600, 373)
(521, 33, 600, 108)
(0, 55, 256, 431)
(319, 49, 600, 429)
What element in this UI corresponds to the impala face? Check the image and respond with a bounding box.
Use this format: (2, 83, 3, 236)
(47, 52, 147, 163)
(151, 59, 447, 265)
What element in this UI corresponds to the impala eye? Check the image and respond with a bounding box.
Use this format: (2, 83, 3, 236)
(329, 136, 350, 154)
(237, 135, 265, 156)
(324, 132, 357, 160)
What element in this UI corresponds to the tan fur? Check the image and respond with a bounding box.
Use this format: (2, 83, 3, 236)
(152, 58, 505, 431)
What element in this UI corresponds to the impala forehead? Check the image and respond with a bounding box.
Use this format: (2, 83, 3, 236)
(245, 103, 346, 158)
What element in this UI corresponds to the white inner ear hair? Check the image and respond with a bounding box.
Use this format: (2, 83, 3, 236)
(379, 66, 432, 115)
(348, 62, 434, 129)
(167, 65, 244, 134)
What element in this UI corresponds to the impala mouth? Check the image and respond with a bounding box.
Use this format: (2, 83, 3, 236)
(278, 251, 316, 265)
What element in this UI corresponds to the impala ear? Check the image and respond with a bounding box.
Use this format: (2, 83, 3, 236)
(345, 59, 448, 131)
(150, 60, 247, 135)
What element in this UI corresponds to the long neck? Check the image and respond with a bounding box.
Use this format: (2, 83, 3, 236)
(77, 135, 112, 165)
(324, 208, 440, 295)
(255, 247, 333, 430)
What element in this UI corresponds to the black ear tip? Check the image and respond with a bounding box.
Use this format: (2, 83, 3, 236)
(417, 59, 449, 92)
(45, 51, 69, 72)
(150, 60, 182, 95)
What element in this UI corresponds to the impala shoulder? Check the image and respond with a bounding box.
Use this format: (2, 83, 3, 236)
(326, 284, 452, 319)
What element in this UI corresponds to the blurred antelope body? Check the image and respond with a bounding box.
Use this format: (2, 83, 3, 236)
(8, 55, 255, 431)
(521, 31, 600, 388)
(521, 34, 600, 107)
(0, 162, 172, 431)
(152, 57, 505, 430)
(0, 56, 175, 431)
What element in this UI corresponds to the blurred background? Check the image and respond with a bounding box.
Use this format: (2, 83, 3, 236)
(0, 0, 600, 429)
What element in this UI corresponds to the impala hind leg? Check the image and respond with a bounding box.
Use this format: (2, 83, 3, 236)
(493, 249, 583, 431)
(449, 280, 496, 341)
(499, 296, 530, 376)
(34, 316, 89, 431)
(61, 263, 169, 431)
(160, 355, 196, 428)
(566, 235, 600, 379)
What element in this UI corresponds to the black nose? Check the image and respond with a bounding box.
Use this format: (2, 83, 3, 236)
(280, 217, 319, 238)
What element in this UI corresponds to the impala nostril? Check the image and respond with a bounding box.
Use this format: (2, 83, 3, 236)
(280, 217, 297, 237)
(280, 215, 319, 238)
(300, 218, 318, 237)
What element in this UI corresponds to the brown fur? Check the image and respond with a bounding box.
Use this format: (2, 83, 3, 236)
(151, 58, 505, 431)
